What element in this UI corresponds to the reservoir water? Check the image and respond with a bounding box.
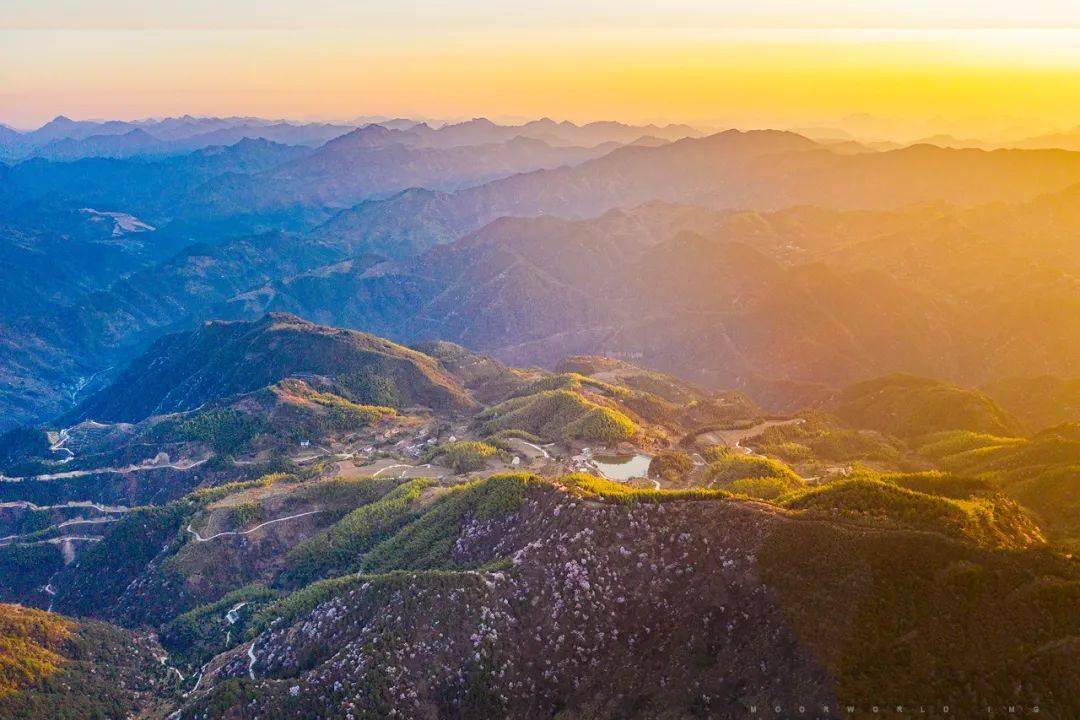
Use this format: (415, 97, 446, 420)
(592, 453, 652, 481)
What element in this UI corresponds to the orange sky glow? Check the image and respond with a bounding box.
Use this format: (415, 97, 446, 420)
(2, 2, 1077, 140)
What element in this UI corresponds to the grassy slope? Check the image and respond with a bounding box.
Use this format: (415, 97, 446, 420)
(915, 425, 1080, 550)
(834, 374, 1020, 439)
(702, 446, 805, 498)
(778, 475, 1044, 549)
(748, 411, 904, 465)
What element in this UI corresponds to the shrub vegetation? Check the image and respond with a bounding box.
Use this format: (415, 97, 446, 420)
(478, 390, 637, 443)
(703, 447, 803, 494)
(648, 450, 695, 483)
(423, 441, 500, 473)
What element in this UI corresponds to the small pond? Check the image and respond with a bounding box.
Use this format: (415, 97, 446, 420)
(592, 453, 652, 482)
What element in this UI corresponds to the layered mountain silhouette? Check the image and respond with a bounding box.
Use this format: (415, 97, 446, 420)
(231, 187, 1080, 410)
(311, 130, 1080, 259)
(3, 119, 1080, 431)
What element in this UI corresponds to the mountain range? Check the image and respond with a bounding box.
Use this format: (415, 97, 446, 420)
(3, 121, 1080, 432)
(236, 185, 1080, 408)
(0, 115, 699, 163)
(0, 312, 1076, 717)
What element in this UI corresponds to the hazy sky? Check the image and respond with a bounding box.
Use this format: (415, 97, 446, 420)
(2, 1, 1078, 137)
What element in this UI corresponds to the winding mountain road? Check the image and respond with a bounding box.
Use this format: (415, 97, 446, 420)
(372, 463, 411, 478)
(0, 500, 130, 513)
(0, 452, 211, 483)
(186, 510, 322, 543)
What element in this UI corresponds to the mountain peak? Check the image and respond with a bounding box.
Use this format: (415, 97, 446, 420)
(326, 123, 411, 149)
(39, 114, 77, 130)
(66, 315, 476, 424)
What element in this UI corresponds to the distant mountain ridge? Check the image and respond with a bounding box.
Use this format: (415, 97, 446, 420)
(239, 185, 1080, 410)
(0, 115, 702, 162)
(313, 130, 1080, 259)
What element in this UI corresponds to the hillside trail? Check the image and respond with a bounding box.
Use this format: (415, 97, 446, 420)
(186, 510, 322, 542)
